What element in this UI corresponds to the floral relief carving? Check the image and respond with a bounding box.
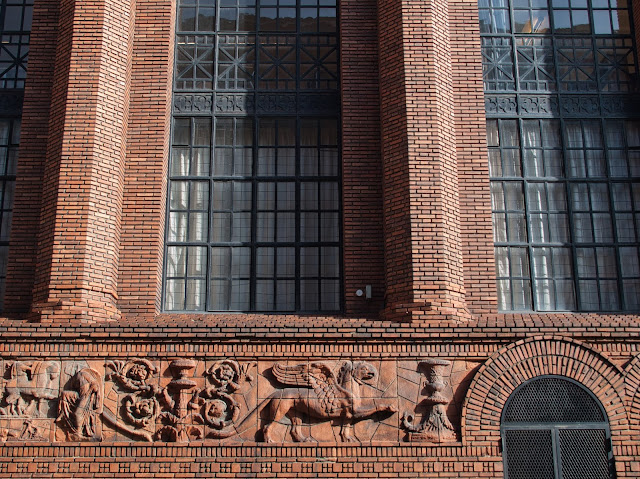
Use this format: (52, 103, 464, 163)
(190, 359, 253, 439)
(102, 358, 160, 442)
(106, 358, 158, 393)
(123, 395, 160, 428)
(0, 357, 465, 445)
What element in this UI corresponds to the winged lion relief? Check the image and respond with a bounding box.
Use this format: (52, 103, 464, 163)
(261, 361, 397, 443)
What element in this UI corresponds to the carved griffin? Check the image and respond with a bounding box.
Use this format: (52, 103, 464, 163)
(262, 361, 396, 443)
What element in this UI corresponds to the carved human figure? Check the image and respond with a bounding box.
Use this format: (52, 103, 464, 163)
(57, 368, 103, 441)
(0, 419, 46, 442)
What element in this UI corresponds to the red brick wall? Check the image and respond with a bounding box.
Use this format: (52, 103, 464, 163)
(118, 0, 174, 317)
(340, 0, 385, 316)
(0, 0, 638, 474)
(2, 0, 500, 324)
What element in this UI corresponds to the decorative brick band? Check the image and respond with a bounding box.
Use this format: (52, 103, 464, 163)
(624, 354, 640, 433)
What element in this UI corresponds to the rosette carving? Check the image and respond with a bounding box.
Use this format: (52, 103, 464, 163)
(206, 360, 253, 393)
(190, 359, 253, 439)
(123, 395, 160, 428)
(102, 359, 161, 442)
(106, 359, 158, 393)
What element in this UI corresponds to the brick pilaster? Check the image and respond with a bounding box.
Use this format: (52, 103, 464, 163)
(29, 0, 134, 321)
(377, 0, 469, 321)
(450, 0, 498, 314)
(118, 0, 174, 318)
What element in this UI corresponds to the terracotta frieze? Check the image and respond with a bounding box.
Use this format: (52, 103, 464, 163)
(0, 357, 474, 444)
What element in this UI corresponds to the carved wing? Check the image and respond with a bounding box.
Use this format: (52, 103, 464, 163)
(272, 362, 342, 413)
(272, 362, 337, 388)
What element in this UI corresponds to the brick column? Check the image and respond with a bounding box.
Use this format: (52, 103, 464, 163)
(377, 0, 469, 321)
(450, 0, 498, 314)
(29, 0, 134, 321)
(118, 0, 174, 318)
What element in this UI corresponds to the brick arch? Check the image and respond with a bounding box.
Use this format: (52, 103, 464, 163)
(624, 354, 640, 435)
(461, 336, 628, 446)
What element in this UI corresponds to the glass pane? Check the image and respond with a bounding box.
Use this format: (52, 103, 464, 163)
(167, 0, 343, 311)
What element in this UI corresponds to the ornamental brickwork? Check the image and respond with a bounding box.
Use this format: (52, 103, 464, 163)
(0, 0, 638, 476)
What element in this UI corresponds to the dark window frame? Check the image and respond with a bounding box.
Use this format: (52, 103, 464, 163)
(164, 0, 343, 313)
(481, 0, 640, 312)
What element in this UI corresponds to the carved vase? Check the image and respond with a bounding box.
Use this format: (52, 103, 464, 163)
(403, 359, 456, 443)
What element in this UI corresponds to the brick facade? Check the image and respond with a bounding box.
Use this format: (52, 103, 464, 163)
(0, 0, 639, 476)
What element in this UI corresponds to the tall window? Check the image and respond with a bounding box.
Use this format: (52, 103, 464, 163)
(165, 0, 341, 312)
(480, 0, 640, 311)
(0, 0, 32, 308)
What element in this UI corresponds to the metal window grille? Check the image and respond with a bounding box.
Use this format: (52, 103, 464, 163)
(501, 376, 615, 479)
(0, 0, 32, 88)
(0, 0, 30, 310)
(0, 117, 19, 310)
(165, 0, 341, 312)
(481, 0, 640, 311)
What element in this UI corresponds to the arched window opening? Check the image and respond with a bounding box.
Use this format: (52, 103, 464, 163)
(501, 375, 615, 479)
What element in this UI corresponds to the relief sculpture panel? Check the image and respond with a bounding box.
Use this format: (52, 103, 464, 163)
(401, 359, 456, 442)
(260, 361, 397, 443)
(0, 360, 60, 442)
(0, 357, 474, 444)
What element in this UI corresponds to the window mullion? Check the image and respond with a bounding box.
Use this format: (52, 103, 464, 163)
(520, 117, 536, 311)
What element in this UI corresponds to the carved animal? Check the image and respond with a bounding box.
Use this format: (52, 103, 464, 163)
(261, 361, 397, 443)
(2, 361, 60, 417)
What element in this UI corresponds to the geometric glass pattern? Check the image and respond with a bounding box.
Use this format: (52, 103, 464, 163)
(0, 118, 19, 310)
(502, 376, 614, 479)
(0, 0, 32, 88)
(480, 0, 636, 94)
(0, 0, 30, 310)
(481, 0, 640, 311)
(166, 0, 340, 312)
(173, 0, 338, 93)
